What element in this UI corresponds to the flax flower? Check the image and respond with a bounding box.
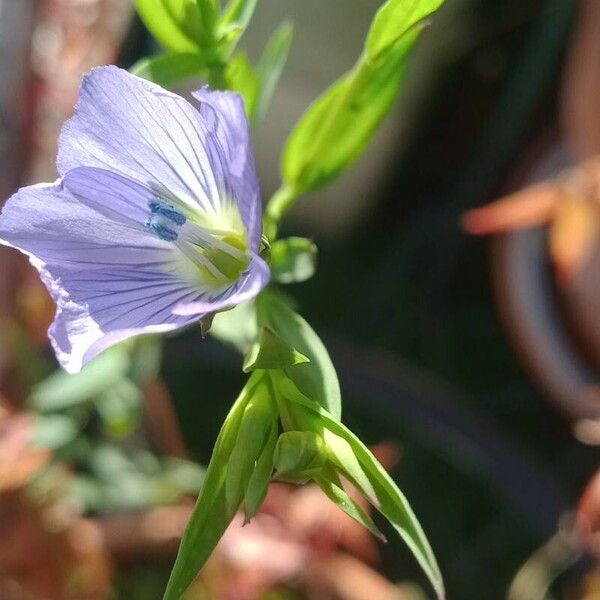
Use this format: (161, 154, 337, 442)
(0, 66, 269, 373)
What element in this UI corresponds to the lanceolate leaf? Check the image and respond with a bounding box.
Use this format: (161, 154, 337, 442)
(314, 470, 386, 542)
(280, 0, 445, 195)
(30, 344, 131, 411)
(366, 0, 444, 62)
(224, 53, 260, 118)
(164, 373, 262, 600)
(255, 22, 294, 124)
(217, 0, 258, 51)
(276, 375, 445, 600)
(257, 291, 342, 420)
(282, 28, 420, 193)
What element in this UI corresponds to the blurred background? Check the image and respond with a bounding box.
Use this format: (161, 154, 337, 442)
(1, 0, 600, 598)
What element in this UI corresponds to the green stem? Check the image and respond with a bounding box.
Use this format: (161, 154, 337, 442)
(263, 184, 300, 241)
(207, 61, 228, 90)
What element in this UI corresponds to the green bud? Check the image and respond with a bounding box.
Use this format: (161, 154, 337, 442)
(225, 382, 276, 514)
(243, 423, 277, 522)
(273, 430, 328, 483)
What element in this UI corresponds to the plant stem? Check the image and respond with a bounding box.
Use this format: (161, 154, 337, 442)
(263, 184, 300, 241)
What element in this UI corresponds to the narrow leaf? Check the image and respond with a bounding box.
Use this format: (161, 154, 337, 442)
(366, 0, 444, 62)
(322, 429, 377, 503)
(283, 29, 420, 193)
(277, 376, 445, 599)
(131, 53, 208, 88)
(30, 345, 130, 411)
(314, 471, 386, 542)
(217, 0, 258, 50)
(243, 327, 309, 373)
(257, 292, 341, 420)
(255, 22, 294, 123)
(225, 53, 260, 118)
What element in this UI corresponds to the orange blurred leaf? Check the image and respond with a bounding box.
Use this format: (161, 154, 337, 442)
(549, 199, 600, 286)
(463, 183, 560, 234)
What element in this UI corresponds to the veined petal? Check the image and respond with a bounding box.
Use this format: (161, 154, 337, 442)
(44, 265, 199, 373)
(63, 166, 255, 292)
(57, 66, 261, 251)
(0, 180, 172, 267)
(0, 181, 264, 373)
(193, 88, 262, 249)
(0, 68, 270, 372)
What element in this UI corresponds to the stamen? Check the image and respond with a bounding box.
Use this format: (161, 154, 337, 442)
(146, 215, 179, 241)
(149, 199, 187, 226)
(145, 194, 250, 287)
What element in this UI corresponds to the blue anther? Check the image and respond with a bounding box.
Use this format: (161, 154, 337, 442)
(146, 216, 179, 241)
(149, 199, 186, 226)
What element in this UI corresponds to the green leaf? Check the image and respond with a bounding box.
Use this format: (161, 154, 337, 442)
(135, 0, 215, 53)
(129, 336, 163, 385)
(254, 22, 294, 124)
(278, 0, 446, 198)
(30, 345, 131, 411)
(322, 429, 377, 502)
(243, 423, 277, 520)
(282, 28, 420, 194)
(164, 372, 263, 600)
(162, 458, 206, 494)
(32, 415, 78, 450)
(271, 237, 318, 284)
(257, 292, 341, 420)
(210, 300, 258, 354)
(243, 327, 309, 373)
(95, 378, 142, 439)
(314, 470, 386, 542)
(130, 53, 208, 88)
(225, 53, 260, 118)
(217, 0, 258, 51)
(276, 375, 445, 600)
(366, 0, 444, 62)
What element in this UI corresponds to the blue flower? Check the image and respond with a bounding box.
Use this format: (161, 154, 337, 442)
(0, 66, 269, 373)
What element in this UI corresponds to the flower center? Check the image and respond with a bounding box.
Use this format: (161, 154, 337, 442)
(145, 198, 249, 288)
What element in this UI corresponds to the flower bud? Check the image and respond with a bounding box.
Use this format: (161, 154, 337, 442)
(273, 430, 328, 483)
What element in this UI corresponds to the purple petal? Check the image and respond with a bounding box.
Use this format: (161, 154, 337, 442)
(0, 181, 202, 372)
(0, 180, 171, 268)
(44, 265, 199, 373)
(57, 66, 262, 250)
(63, 166, 157, 232)
(193, 87, 262, 248)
